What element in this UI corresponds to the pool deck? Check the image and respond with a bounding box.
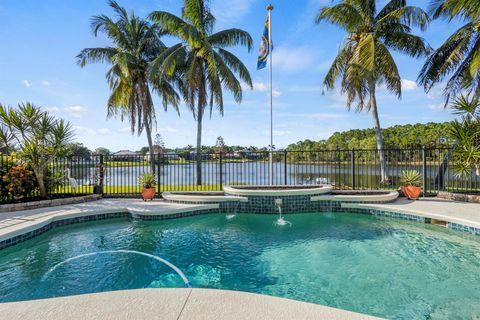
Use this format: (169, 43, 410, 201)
(0, 288, 380, 320)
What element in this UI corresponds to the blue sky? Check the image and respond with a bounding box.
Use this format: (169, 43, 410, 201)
(0, 0, 460, 151)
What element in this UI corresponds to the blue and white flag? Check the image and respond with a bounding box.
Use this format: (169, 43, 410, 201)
(257, 16, 272, 70)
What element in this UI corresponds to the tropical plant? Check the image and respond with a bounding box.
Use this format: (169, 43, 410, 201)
(139, 172, 156, 188)
(149, 0, 253, 185)
(3, 165, 37, 200)
(77, 0, 180, 173)
(0, 103, 73, 197)
(400, 170, 422, 187)
(419, 0, 480, 101)
(315, 0, 431, 183)
(447, 95, 480, 176)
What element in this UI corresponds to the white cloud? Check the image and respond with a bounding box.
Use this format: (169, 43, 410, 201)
(273, 46, 318, 73)
(211, 0, 255, 24)
(428, 103, 444, 110)
(63, 105, 88, 118)
(45, 106, 60, 113)
(73, 126, 96, 137)
(273, 89, 282, 97)
(242, 82, 268, 92)
(41, 80, 49, 86)
(97, 128, 111, 135)
(401, 79, 418, 91)
(22, 80, 31, 88)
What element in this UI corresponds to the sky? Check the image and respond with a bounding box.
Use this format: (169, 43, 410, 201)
(0, 0, 462, 151)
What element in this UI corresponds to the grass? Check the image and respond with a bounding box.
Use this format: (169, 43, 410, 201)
(52, 184, 222, 194)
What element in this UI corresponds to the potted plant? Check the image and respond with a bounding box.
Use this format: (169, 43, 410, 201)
(139, 172, 156, 201)
(400, 170, 422, 200)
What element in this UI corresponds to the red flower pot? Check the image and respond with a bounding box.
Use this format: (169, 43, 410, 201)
(404, 186, 421, 200)
(141, 188, 156, 201)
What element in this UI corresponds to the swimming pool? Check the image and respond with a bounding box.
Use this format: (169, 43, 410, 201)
(0, 212, 479, 319)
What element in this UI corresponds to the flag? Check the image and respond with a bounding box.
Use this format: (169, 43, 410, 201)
(257, 15, 272, 70)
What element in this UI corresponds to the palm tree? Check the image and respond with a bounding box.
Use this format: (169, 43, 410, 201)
(316, 0, 430, 183)
(149, 0, 253, 185)
(419, 1, 480, 101)
(77, 0, 180, 173)
(447, 95, 480, 176)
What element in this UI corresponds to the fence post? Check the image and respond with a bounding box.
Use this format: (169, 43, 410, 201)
(157, 153, 161, 194)
(422, 146, 427, 196)
(351, 149, 356, 190)
(98, 154, 104, 195)
(284, 150, 288, 185)
(219, 152, 223, 191)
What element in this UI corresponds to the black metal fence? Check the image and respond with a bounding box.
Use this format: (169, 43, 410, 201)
(1, 148, 479, 202)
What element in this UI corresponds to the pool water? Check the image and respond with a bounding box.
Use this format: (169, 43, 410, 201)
(0, 212, 479, 319)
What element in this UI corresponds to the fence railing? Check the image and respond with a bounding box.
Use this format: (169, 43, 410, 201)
(1, 148, 479, 202)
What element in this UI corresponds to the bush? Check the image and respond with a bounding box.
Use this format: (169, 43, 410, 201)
(3, 165, 37, 199)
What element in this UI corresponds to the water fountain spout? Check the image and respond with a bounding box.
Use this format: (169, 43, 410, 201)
(274, 198, 291, 226)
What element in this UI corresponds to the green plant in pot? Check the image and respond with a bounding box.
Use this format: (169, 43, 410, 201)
(139, 172, 156, 201)
(400, 170, 422, 200)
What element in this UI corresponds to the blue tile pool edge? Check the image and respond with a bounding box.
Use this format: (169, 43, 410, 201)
(0, 203, 478, 251)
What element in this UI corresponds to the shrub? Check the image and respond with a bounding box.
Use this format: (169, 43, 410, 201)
(3, 165, 37, 199)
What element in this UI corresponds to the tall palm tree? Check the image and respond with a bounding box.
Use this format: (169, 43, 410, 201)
(419, 0, 480, 101)
(77, 0, 180, 173)
(149, 0, 253, 185)
(316, 0, 430, 183)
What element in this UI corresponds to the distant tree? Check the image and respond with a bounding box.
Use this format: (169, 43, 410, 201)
(66, 143, 91, 159)
(316, 0, 430, 183)
(94, 147, 111, 156)
(215, 136, 227, 154)
(153, 133, 165, 154)
(138, 146, 150, 155)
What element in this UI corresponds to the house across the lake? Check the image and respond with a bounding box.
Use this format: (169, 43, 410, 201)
(112, 150, 140, 162)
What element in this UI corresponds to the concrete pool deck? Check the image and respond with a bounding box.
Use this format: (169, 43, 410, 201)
(0, 288, 381, 320)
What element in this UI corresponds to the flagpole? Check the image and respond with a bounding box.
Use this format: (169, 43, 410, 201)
(267, 4, 274, 185)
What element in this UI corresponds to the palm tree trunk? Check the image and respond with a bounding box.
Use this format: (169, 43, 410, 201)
(139, 79, 156, 174)
(369, 82, 389, 183)
(144, 122, 155, 174)
(196, 105, 203, 186)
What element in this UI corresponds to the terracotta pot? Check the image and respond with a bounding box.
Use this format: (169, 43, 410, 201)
(141, 187, 156, 201)
(403, 186, 421, 200)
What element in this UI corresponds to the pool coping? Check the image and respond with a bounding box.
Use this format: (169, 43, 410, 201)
(162, 192, 249, 203)
(0, 288, 382, 320)
(311, 191, 399, 203)
(224, 184, 333, 196)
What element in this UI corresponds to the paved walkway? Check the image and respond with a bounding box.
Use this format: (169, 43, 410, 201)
(0, 288, 380, 320)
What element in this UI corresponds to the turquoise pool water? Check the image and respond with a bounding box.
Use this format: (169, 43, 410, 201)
(0, 212, 479, 319)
